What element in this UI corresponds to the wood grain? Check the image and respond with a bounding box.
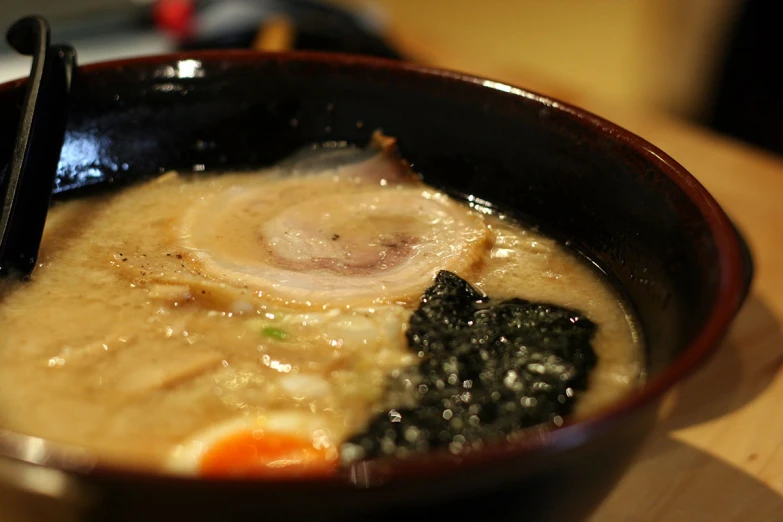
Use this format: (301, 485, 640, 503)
(328, 2, 783, 519)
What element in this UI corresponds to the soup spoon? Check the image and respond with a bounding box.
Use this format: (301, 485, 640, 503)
(0, 15, 76, 278)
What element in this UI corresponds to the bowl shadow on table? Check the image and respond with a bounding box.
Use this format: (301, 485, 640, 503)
(590, 294, 783, 521)
(590, 435, 783, 522)
(656, 293, 782, 433)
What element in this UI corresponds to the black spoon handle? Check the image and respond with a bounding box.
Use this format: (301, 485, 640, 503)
(0, 16, 75, 277)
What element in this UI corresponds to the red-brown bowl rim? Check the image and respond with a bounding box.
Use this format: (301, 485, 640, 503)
(0, 50, 747, 487)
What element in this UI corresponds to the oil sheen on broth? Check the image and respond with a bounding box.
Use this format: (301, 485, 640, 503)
(0, 134, 642, 476)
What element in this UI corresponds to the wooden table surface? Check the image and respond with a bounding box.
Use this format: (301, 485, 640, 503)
(330, 2, 783, 520)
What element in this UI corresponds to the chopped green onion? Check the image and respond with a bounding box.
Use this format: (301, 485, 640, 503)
(262, 327, 289, 340)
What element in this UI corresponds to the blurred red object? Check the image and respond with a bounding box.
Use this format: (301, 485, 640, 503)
(153, 0, 196, 40)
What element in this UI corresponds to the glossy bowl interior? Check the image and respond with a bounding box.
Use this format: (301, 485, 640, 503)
(0, 51, 752, 522)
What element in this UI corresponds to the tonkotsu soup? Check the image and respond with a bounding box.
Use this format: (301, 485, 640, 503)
(0, 133, 642, 477)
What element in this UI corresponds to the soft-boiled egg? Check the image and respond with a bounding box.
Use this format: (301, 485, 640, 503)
(166, 411, 339, 478)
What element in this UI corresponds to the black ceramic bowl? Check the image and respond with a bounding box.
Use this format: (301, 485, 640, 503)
(0, 51, 752, 522)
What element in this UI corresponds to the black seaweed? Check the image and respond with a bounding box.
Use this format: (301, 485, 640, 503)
(342, 271, 598, 462)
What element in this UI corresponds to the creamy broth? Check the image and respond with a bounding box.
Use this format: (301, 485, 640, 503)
(0, 140, 642, 475)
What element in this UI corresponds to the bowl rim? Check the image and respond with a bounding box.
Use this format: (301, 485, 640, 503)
(0, 49, 747, 487)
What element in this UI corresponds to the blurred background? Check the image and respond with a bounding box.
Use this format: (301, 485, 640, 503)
(0, 0, 779, 157)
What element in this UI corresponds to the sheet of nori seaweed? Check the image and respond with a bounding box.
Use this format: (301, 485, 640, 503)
(341, 270, 598, 463)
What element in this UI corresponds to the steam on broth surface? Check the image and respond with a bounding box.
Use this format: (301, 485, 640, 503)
(0, 134, 642, 476)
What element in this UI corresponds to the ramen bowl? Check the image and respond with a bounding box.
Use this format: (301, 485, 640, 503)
(0, 51, 752, 522)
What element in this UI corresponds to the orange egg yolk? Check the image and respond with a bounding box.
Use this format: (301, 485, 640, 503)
(199, 431, 336, 477)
